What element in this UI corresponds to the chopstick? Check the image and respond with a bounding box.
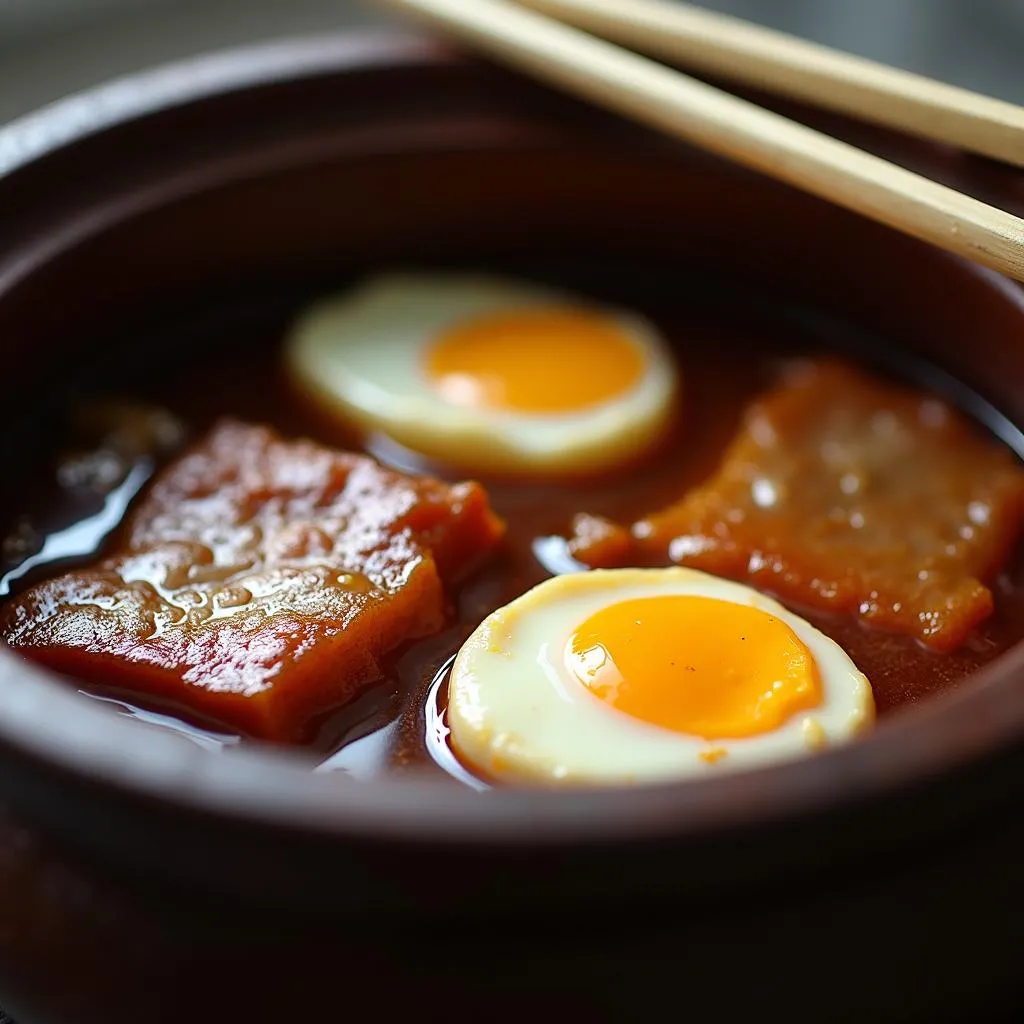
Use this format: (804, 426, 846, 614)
(517, 0, 1024, 169)
(380, 0, 1024, 284)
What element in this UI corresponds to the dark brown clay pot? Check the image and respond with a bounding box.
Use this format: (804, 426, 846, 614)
(0, 31, 1021, 1024)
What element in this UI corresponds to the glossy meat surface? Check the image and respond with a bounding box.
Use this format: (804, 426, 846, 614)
(1, 420, 505, 739)
(631, 360, 1024, 651)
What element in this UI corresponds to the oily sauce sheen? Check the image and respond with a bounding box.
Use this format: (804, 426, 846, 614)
(2, 279, 1024, 784)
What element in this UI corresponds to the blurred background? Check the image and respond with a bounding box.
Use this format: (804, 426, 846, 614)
(0, 0, 1021, 125)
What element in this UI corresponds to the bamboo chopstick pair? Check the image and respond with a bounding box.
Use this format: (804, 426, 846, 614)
(380, 0, 1024, 283)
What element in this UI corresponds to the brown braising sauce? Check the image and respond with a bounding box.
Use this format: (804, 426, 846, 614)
(3, 270, 1024, 785)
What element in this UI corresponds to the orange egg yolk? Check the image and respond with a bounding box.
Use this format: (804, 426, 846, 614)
(425, 306, 645, 414)
(566, 595, 822, 739)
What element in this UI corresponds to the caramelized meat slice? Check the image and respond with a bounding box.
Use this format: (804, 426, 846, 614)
(567, 513, 633, 569)
(2, 420, 505, 740)
(633, 360, 1024, 652)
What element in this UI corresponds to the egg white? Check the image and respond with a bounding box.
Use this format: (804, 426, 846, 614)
(284, 272, 678, 475)
(447, 567, 874, 786)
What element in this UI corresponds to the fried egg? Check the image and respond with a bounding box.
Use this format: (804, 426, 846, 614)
(447, 567, 874, 785)
(285, 273, 678, 475)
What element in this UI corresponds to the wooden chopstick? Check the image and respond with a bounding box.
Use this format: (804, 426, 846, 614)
(517, 0, 1024, 169)
(380, 0, 1024, 284)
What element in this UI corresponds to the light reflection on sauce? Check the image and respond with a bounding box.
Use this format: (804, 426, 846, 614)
(81, 691, 240, 751)
(315, 717, 400, 778)
(0, 460, 153, 599)
(531, 534, 587, 577)
(424, 656, 490, 791)
(363, 431, 442, 478)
